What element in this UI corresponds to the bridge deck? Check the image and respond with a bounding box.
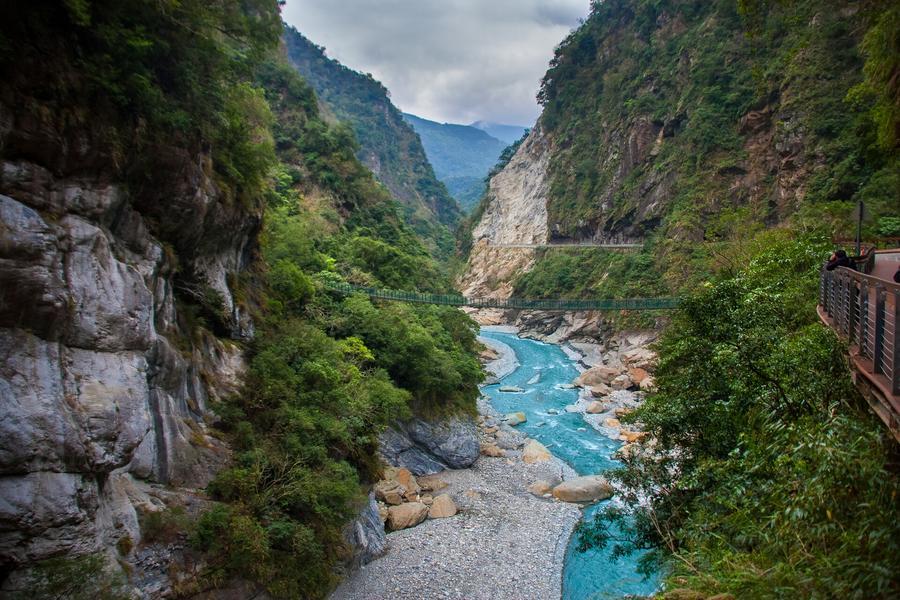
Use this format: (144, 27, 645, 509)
(326, 282, 679, 311)
(819, 251, 900, 442)
(487, 243, 643, 249)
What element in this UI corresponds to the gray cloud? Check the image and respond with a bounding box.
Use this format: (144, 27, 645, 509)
(281, 0, 588, 126)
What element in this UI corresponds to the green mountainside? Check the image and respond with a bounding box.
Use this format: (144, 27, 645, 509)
(508, 1, 900, 597)
(283, 26, 460, 257)
(403, 113, 510, 211)
(515, 0, 898, 301)
(0, 3, 479, 597)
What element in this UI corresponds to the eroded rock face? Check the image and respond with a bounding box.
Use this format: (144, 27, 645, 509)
(459, 125, 552, 301)
(0, 94, 256, 590)
(344, 493, 387, 567)
(380, 416, 479, 476)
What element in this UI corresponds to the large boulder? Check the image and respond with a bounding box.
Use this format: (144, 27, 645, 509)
(379, 416, 479, 476)
(386, 502, 429, 530)
(427, 494, 457, 519)
(552, 476, 614, 503)
(574, 366, 620, 388)
(522, 439, 552, 463)
(503, 412, 527, 426)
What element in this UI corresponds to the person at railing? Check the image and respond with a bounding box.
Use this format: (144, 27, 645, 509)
(825, 249, 853, 271)
(894, 264, 900, 283)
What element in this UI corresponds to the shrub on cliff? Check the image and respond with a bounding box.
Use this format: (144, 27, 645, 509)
(578, 231, 900, 597)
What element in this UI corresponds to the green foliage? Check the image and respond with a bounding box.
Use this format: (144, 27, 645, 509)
(523, 0, 899, 304)
(140, 506, 192, 544)
(578, 232, 900, 597)
(282, 26, 460, 257)
(5, 554, 130, 600)
(1, 0, 282, 199)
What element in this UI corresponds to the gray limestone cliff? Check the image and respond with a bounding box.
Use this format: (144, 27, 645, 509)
(0, 91, 257, 593)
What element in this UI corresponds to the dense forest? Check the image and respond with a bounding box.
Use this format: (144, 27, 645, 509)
(402, 113, 509, 211)
(0, 1, 480, 597)
(527, 1, 900, 597)
(283, 26, 460, 259)
(512, 0, 898, 302)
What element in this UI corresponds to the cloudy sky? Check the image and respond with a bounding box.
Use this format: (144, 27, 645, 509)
(281, 1, 590, 127)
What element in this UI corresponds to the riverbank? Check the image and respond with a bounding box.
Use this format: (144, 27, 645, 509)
(332, 401, 580, 600)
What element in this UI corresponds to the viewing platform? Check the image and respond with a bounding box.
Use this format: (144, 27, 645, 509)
(818, 248, 900, 441)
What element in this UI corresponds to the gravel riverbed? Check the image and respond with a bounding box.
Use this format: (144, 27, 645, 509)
(331, 335, 582, 600)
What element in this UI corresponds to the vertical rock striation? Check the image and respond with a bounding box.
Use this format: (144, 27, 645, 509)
(0, 92, 255, 585)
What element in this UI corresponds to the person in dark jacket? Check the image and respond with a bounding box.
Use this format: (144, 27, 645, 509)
(894, 264, 900, 283)
(825, 249, 853, 271)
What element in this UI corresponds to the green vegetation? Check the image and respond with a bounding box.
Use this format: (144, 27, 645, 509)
(578, 231, 900, 598)
(524, 0, 899, 300)
(283, 26, 460, 258)
(4, 554, 130, 600)
(402, 113, 507, 212)
(187, 51, 481, 598)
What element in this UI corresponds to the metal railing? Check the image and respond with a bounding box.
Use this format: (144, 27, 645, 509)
(819, 266, 900, 439)
(325, 282, 679, 311)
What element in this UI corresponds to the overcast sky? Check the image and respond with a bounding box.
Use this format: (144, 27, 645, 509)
(281, 1, 589, 127)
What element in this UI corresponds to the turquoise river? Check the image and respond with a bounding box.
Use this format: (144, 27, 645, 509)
(479, 329, 659, 600)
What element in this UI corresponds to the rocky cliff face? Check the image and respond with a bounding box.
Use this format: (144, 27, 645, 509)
(0, 91, 255, 589)
(459, 125, 551, 303)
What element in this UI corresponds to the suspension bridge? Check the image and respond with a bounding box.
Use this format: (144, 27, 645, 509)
(325, 282, 679, 311)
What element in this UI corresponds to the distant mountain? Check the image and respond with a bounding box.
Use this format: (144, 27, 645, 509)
(403, 113, 508, 212)
(283, 26, 460, 255)
(470, 120, 530, 145)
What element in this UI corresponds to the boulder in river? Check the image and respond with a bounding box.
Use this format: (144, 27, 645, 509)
(503, 412, 527, 426)
(386, 502, 429, 530)
(552, 476, 614, 503)
(499, 385, 524, 393)
(427, 494, 458, 519)
(522, 439, 552, 463)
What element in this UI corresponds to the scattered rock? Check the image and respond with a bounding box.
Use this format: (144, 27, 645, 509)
(527, 481, 552, 497)
(386, 502, 429, 531)
(394, 468, 420, 498)
(552, 476, 614, 503)
(604, 417, 621, 428)
(373, 480, 405, 506)
(574, 366, 620, 388)
(628, 367, 650, 385)
(420, 495, 433, 506)
(417, 475, 448, 493)
(620, 430, 648, 443)
(427, 494, 458, 519)
(522, 439, 552, 463)
(585, 401, 605, 414)
(611, 373, 633, 390)
(590, 383, 613, 397)
(480, 443, 505, 457)
(614, 407, 633, 417)
(502, 412, 527, 426)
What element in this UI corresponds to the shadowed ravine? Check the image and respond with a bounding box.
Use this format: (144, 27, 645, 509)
(480, 330, 659, 599)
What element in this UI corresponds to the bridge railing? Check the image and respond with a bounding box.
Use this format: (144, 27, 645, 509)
(819, 266, 900, 439)
(324, 282, 679, 312)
